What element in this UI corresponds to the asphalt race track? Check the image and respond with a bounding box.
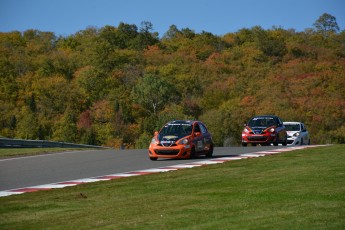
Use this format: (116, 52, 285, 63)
(0, 146, 288, 191)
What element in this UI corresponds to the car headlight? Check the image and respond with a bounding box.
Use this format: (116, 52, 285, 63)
(179, 138, 189, 145)
(269, 128, 275, 133)
(243, 128, 250, 133)
(293, 132, 300, 137)
(151, 138, 158, 145)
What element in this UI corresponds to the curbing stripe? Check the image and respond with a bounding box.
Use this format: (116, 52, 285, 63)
(159, 165, 199, 169)
(212, 156, 247, 161)
(0, 145, 326, 197)
(256, 151, 281, 154)
(195, 160, 226, 165)
(240, 153, 263, 157)
(10, 188, 52, 193)
(0, 191, 24, 196)
(130, 168, 177, 173)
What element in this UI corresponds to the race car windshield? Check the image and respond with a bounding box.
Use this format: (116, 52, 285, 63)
(285, 124, 300, 131)
(248, 117, 277, 127)
(159, 124, 193, 140)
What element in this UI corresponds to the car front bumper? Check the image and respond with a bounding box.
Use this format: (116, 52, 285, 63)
(148, 144, 191, 159)
(287, 136, 302, 145)
(242, 133, 277, 145)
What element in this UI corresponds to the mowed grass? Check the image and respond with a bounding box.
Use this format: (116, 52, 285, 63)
(0, 148, 96, 159)
(0, 145, 344, 229)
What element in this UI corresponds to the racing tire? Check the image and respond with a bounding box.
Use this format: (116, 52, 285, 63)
(273, 137, 279, 146)
(206, 145, 213, 158)
(300, 138, 304, 145)
(150, 157, 158, 161)
(242, 143, 248, 147)
(190, 147, 196, 159)
(282, 137, 287, 146)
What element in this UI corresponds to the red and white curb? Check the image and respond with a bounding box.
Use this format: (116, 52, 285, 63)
(0, 145, 326, 197)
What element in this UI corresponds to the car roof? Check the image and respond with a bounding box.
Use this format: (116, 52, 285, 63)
(250, 115, 280, 119)
(283, 122, 303, 124)
(166, 120, 196, 125)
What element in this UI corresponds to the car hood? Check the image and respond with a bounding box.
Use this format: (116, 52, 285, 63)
(249, 126, 267, 134)
(287, 131, 299, 137)
(158, 134, 188, 146)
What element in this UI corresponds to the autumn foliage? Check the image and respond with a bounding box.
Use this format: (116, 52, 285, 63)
(1, 16, 344, 147)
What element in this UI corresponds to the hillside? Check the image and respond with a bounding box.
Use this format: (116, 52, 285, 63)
(1, 16, 344, 148)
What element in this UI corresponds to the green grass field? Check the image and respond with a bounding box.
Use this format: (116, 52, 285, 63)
(0, 145, 344, 229)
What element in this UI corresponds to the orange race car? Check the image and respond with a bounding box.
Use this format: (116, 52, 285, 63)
(148, 120, 214, 160)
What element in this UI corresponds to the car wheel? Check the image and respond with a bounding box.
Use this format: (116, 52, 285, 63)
(300, 138, 304, 145)
(190, 147, 196, 159)
(206, 145, 213, 158)
(308, 139, 310, 145)
(273, 137, 279, 146)
(282, 137, 287, 146)
(242, 143, 247, 147)
(150, 157, 158, 161)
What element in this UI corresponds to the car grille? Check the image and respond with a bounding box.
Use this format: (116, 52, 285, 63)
(158, 143, 177, 147)
(287, 140, 294, 144)
(154, 149, 180, 155)
(252, 131, 263, 134)
(247, 136, 268, 141)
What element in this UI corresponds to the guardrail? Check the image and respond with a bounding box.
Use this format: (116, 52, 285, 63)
(0, 138, 105, 149)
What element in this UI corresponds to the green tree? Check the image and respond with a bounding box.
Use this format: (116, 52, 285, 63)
(132, 74, 179, 114)
(162, 25, 180, 40)
(1, 21, 344, 148)
(15, 107, 38, 139)
(132, 21, 159, 49)
(135, 132, 152, 149)
(258, 31, 287, 59)
(313, 13, 340, 36)
(52, 108, 77, 143)
(75, 66, 107, 103)
(117, 22, 138, 49)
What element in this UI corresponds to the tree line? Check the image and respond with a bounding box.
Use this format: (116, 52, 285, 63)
(1, 13, 344, 147)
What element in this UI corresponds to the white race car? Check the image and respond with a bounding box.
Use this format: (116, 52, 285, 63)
(283, 122, 310, 145)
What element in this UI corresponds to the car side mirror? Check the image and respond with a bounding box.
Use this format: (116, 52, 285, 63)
(278, 123, 282, 127)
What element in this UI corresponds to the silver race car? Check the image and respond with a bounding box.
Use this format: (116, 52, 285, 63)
(284, 122, 310, 145)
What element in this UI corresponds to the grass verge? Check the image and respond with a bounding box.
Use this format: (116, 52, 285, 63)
(0, 145, 344, 229)
(0, 148, 96, 159)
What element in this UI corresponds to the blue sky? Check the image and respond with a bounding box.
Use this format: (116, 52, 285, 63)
(1, 0, 344, 37)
